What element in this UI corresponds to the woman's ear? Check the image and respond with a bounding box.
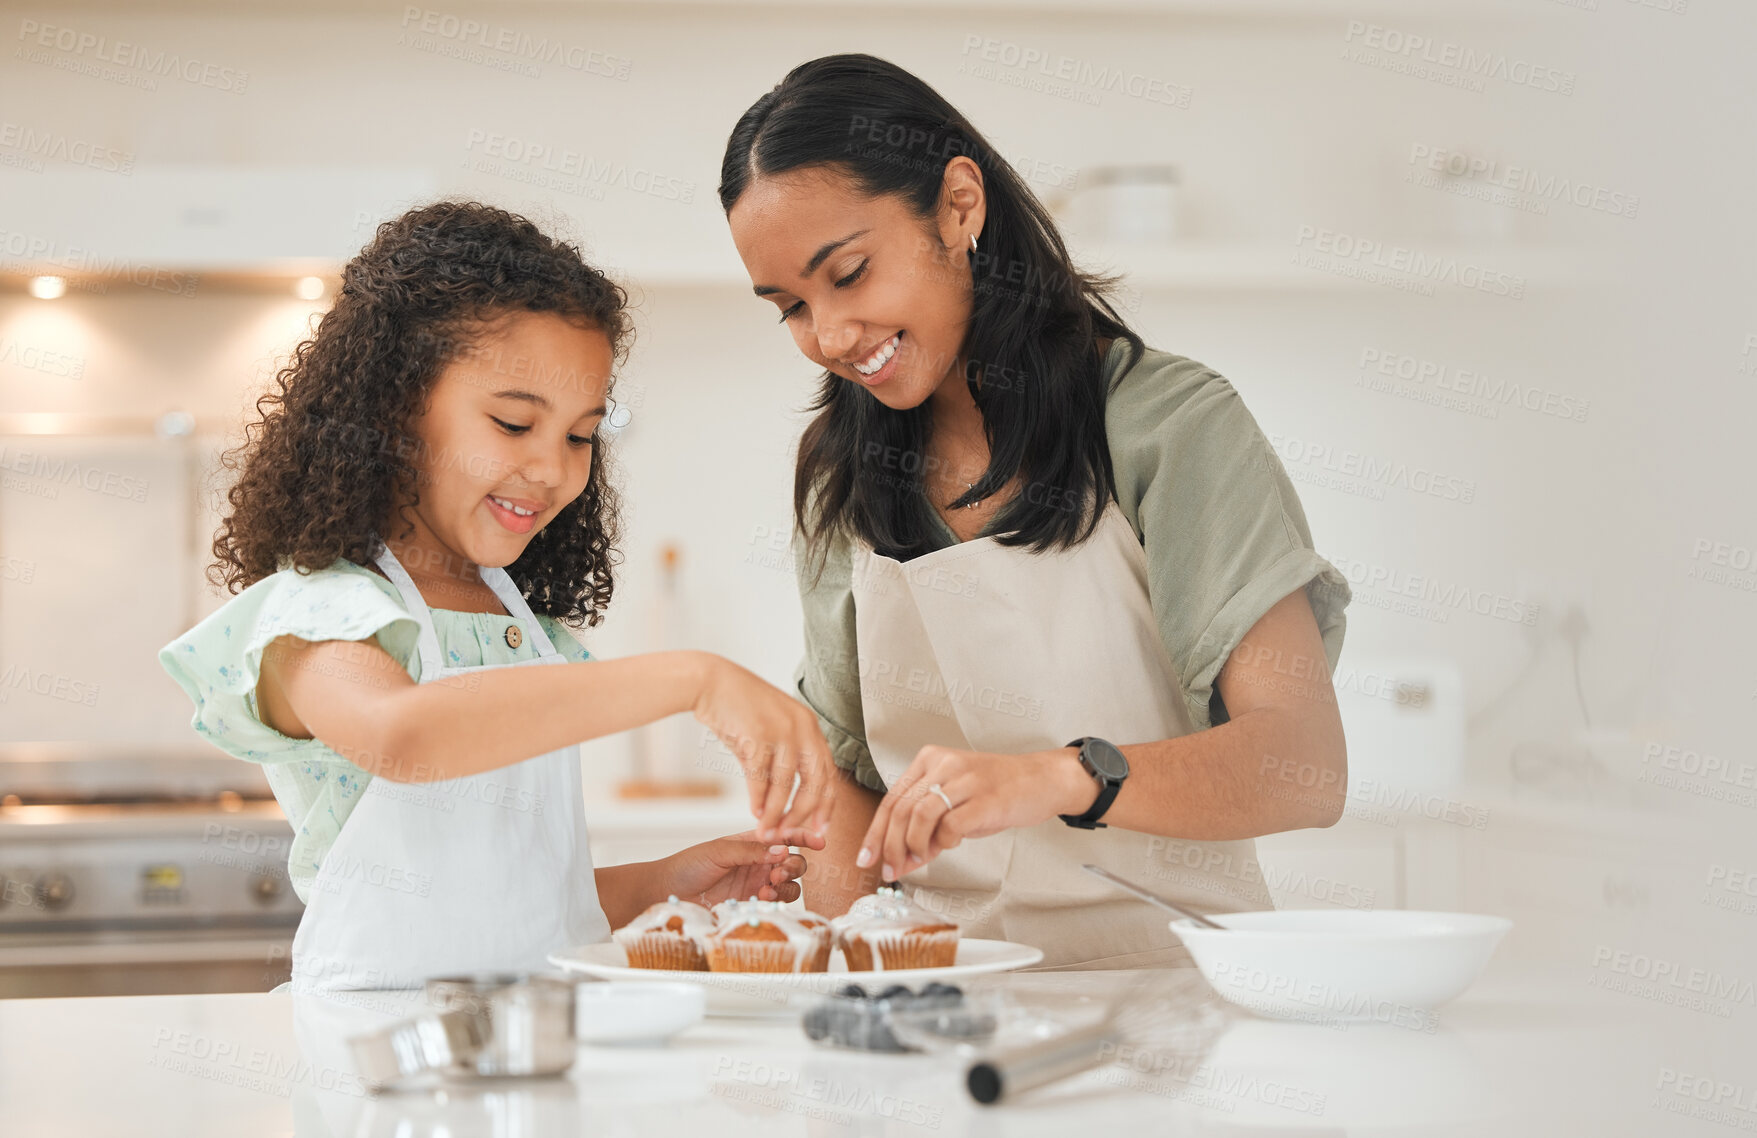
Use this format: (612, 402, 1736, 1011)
(938, 155, 987, 254)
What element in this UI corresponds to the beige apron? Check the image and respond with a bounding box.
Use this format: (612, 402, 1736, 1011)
(852, 501, 1273, 970)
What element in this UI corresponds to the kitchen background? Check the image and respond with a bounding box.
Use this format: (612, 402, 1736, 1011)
(0, 0, 1750, 998)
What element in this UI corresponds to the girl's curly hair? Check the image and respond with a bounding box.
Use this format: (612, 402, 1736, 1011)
(211, 201, 630, 627)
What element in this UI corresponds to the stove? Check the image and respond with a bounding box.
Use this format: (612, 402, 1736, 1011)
(0, 743, 303, 998)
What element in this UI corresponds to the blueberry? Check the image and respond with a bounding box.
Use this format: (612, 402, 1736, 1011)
(937, 1010, 997, 1039)
(850, 1015, 877, 1048)
(862, 1016, 906, 1051)
(837, 983, 868, 1000)
(876, 984, 912, 1002)
(922, 982, 961, 998)
(802, 1006, 831, 1041)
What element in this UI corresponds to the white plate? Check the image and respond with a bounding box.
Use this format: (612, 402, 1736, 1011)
(548, 939, 1044, 1017)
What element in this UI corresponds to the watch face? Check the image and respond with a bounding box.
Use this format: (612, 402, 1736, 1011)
(1085, 739, 1129, 781)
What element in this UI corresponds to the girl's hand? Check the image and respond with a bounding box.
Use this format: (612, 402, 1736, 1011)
(856, 746, 1094, 880)
(691, 655, 837, 841)
(660, 828, 828, 907)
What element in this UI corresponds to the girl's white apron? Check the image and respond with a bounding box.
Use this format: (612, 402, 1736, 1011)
(852, 501, 1273, 970)
(287, 545, 610, 992)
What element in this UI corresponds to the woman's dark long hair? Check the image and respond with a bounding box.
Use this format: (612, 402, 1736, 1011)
(211, 201, 629, 626)
(720, 53, 1144, 564)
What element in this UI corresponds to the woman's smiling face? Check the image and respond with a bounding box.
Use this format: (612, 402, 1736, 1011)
(406, 310, 611, 570)
(727, 162, 985, 411)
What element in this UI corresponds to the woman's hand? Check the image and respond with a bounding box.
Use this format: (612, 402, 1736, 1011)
(659, 828, 828, 907)
(856, 745, 1095, 879)
(691, 654, 837, 841)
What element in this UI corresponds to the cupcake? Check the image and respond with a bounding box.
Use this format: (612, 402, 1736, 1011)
(831, 885, 960, 972)
(704, 898, 832, 973)
(612, 895, 714, 971)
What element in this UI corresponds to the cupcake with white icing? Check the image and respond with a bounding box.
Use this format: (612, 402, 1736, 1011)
(703, 897, 832, 973)
(831, 885, 960, 972)
(612, 895, 714, 971)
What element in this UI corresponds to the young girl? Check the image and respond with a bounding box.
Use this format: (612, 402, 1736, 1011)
(160, 201, 836, 991)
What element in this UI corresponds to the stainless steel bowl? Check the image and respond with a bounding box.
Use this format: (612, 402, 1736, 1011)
(424, 973, 577, 1078)
(350, 1009, 485, 1091)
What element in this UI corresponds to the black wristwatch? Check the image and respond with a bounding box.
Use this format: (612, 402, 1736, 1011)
(1058, 737, 1129, 829)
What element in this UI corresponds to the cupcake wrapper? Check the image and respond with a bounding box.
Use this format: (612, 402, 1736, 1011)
(842, 928, 959, 972)
(706, 928, 831, 974)
(615, 930, 708, 972)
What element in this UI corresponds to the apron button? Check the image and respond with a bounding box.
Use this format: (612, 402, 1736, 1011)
(504, 623, 523, 649)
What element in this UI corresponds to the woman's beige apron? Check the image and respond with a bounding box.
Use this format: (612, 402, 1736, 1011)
(852, 501, 1273, 970)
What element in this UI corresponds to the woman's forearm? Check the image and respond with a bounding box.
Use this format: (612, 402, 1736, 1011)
(1044, 705, 1347, 840)
(804, 772, 885, 916)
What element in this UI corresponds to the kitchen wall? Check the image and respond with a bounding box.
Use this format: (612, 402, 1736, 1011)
(2, 1, 1750, 971)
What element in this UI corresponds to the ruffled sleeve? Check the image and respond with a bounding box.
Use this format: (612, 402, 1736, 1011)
(1106, 348, 1352, 732)
(158, 562, 421, 763)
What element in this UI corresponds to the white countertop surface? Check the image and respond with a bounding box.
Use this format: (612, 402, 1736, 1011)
(0, 960, 1746, 1137)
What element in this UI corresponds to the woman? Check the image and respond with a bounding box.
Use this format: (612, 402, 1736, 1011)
(719, 54, 1352, 969)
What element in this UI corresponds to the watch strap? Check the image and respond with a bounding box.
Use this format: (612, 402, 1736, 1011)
(1059, 736, 1125, 829)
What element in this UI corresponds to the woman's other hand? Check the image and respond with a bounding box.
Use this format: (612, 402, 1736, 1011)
(856, 745, 1094, 880)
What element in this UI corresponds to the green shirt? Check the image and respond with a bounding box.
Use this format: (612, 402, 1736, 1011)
(793, 340, 1352, 792)
(158, 559, 593, 903)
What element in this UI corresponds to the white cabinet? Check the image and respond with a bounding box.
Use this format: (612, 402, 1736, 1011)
(0, 435, 194, 741)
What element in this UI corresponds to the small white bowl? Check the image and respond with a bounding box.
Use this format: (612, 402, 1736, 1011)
(1172, 910, 1511, 1024)
(573, 981, 705, 1045)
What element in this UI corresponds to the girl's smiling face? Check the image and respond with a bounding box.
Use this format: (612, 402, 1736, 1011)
(727, 163, 985, 411)
(404, 310, 612, 571)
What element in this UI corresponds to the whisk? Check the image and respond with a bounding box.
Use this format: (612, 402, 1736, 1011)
(965, 967, 1227, 1105)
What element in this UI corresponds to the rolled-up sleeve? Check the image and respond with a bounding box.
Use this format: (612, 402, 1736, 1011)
(791, 520, 886, 792)
(1106, 352, 1351, 732)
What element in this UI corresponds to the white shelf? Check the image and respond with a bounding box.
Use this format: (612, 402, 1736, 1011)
(1072, 240, 1585, 294)
(89, 0, 1518, 18)
(0, 165, 1579, 296)
(602, 241, 1583, 295)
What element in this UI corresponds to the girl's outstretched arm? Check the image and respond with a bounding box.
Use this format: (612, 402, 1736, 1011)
(259, 634, 835, 838)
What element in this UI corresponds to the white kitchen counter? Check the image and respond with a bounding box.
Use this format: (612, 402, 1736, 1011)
(0, 960, 1745, 1137)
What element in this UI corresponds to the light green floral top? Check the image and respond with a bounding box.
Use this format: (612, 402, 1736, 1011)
(158, 559, 592, 904)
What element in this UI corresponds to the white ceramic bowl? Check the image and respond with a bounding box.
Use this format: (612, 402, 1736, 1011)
(1172, 910, 1511, 1024)
(572, 981, 705, 1045)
